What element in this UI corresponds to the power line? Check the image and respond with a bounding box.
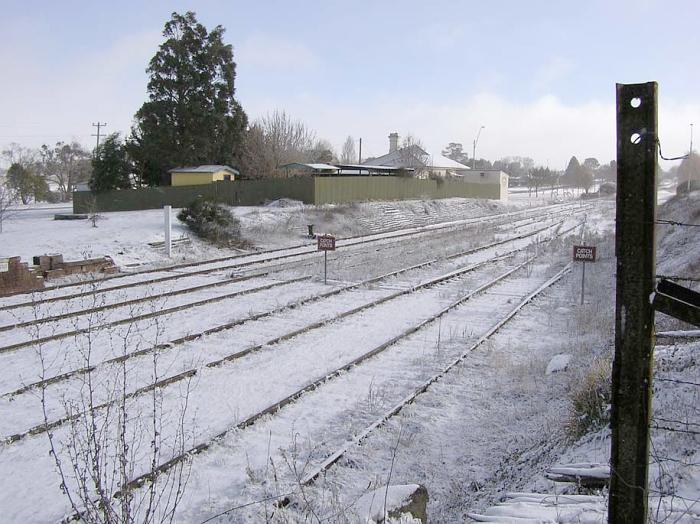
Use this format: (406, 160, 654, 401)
(655, 275, 700, 283)
(651, 424, 700, 436)
(656, 137, 689, 162)
(655, 219, 700, 228)
(655, 377, 700, 387)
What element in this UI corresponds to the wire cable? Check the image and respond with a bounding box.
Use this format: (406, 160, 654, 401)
(656, 137, 690, 161)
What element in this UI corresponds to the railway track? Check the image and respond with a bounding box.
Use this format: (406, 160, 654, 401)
(0, 206, 587, 523)
(0, 201, 583, 311)
(64, 249, 575, 523)
(197, 263, 574, 522)
(0, 204, 576, 327)
(0, 217, 581, 405)
(0, 210, 583, 355)
(0, 218, 577, 403)
(4, 254, 517, 444)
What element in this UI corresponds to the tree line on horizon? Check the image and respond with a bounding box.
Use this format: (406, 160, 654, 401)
(1, 11, 695, 200)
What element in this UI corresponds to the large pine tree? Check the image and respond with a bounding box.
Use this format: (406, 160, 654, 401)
(129, 11, 248, 186)
(90, 133, 132, 192)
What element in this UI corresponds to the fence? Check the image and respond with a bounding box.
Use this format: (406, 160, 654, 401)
(73, 178, 315, 213)
(73, 175, 506, 213)
(314, 175, 505, 204)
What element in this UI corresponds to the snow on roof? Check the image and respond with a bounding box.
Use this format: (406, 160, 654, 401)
(335, 163, 407, 171)
(280, 163, 339, 171)
(432, 154, 470, 170)
(363, 146, 470, 170)
(363, 145, 426, 168)
(168, 165, 239, 174)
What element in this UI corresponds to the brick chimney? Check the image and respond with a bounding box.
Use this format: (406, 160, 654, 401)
(388, 132, 399, 153)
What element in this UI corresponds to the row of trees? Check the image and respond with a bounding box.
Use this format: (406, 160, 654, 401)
(2, 11, 350, 203)
(2, 142, 92, 204)
(239, 111, 340, 179)
(442, 142, 621, 193)
(107, 12, 364, 187)
(90, 12, 343, 189)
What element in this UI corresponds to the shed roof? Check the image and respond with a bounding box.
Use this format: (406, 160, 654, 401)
(168, 165, 239, 175)
(335, 163, 407, 171)
(280, 163, 339, 171)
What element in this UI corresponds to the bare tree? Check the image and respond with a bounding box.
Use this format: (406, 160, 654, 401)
(340, 136, 356, 164)
(39, 142, 92, 200)
(259, 110, 316, 173)
(238, 123, 275, 179)
(1, 142, 37, 167)
(239, 110, 318, 178)
(307, 139, 336, 164)
(0, 184, 17, 233)
(84, 194, 103, 227)
(398, 134, 430, 177)
(36, 296, 193, 523)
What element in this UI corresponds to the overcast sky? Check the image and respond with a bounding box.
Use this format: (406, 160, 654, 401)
(1, 0, 698, 168)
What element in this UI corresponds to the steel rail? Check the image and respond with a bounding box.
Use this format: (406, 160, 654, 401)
(0, 205, 575, 325)
(111, 256, 541, 500)
(299, 263, 573, 487)
(57, 228, 582, 523)
(3, 218, 581, 397)
(2, 202, 582, 308)
(7, 254, 512, 444)
(197, 263, 575, 522)
(0, 277, 309, 354)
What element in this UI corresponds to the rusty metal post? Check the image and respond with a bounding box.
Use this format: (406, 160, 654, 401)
(609, 82, 658, 523)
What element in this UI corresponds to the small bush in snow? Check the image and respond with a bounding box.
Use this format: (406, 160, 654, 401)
(566, 358, 612, 440)
(178, 198, 249, 247)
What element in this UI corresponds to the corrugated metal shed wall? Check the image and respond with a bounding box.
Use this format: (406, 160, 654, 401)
(313, 176, 504, 204)
(73, 176, 505, 213)
(73, 178, 316, 213)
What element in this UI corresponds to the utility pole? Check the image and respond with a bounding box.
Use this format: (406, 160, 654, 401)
(609, 82, 657, 523)
(92, 122, 107, 151)
(690, 123, 695, 193)
(358, 137, 362, 164)
(472, 125, 485, 170)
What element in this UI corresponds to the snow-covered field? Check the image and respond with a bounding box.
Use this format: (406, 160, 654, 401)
(0, 190, 697, 523)
(0, 191, 568, 270)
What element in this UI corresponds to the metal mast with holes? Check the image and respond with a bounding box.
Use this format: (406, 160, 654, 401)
(609, 81, 657, 523)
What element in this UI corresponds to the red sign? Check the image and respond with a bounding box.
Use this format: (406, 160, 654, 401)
(317, 235, 336, 251)
(573, 245, 596, 262)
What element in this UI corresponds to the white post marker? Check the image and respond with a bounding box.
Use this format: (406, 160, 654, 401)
(317, 234, 336, 284)
(164, 205, 172, 258)
(573, 244, 596, 305)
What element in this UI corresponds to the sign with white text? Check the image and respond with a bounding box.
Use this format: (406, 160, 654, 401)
(317, 235, 336, 251)
(573, 245, 596, 262)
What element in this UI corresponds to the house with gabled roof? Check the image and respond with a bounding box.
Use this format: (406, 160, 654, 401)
(364, 132, 471, 179)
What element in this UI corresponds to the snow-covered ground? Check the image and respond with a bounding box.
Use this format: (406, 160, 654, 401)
(0, 194, 570, 270)
(0, 190, 696, 523)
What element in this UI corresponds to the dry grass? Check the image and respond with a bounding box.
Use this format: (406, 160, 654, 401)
(566, 357, 612, 440)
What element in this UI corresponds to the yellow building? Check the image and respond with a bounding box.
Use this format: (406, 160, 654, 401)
(168, 165, 239, 186)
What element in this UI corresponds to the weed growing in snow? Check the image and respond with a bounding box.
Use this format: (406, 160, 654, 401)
(566, 358, 612, 441)
(30, 292, 194, 523)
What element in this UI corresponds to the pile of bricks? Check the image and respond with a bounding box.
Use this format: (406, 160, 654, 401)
(0, 257, 45, 296)
(0, 254, 119, 297)
(32, 254, 118, 280)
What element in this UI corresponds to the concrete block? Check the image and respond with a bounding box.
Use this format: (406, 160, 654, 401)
(355, 484, 428, 523)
